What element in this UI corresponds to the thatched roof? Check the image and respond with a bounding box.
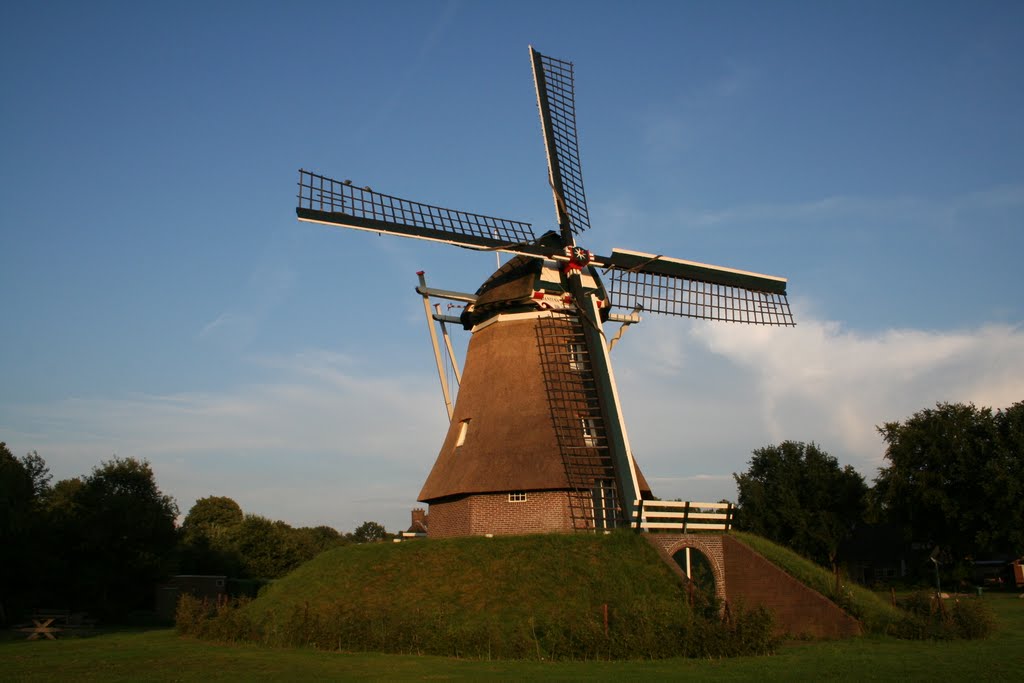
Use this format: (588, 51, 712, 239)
(418, 314, 652, 502)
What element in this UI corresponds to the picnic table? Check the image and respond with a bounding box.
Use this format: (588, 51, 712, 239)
(16, 609, 92, 640)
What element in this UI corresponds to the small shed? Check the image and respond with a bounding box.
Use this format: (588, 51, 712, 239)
(155, 575, 227, 622)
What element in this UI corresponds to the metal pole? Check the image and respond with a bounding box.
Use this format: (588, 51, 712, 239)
(417, 272, 454, 422)
(434, 304, 462, 386)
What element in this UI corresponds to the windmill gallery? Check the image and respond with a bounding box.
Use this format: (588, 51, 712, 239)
(296, 47, 795, 538)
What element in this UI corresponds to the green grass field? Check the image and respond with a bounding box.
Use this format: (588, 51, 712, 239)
(3, 592, 1022, 681)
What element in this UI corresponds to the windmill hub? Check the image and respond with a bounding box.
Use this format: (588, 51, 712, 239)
(296, 46, 794, 537)
(563, 245, 593, 271)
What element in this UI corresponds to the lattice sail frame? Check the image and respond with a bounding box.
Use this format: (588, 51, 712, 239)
(297, 169, 536, 247)
(531, 49, 591, 237)
(607, 269, 795, 325)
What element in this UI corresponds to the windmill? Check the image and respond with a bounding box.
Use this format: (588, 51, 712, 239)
(296, 47, 794, 537)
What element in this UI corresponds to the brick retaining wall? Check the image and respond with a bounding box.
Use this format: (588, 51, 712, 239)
(721, 536, 861, 638)
(645, 534, 861, 639)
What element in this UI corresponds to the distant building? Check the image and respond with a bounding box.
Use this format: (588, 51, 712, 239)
(401, 508, 428, 538)
(841, 523, 912, 584)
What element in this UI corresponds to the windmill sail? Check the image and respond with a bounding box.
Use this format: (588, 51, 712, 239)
(530, 47, 591, 239)
(297, 169, 536, 250)
(602, 248, 795, 325)
(532, 46, 643, 528)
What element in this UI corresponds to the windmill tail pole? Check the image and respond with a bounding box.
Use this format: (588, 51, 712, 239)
(435, 303, 462, 385)
(417, 271, 455, 422)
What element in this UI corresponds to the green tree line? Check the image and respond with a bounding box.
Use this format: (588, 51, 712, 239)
(3, 399, 1019, 620)
(733, 400, 1024, 582)
(0, 445, 391, 623)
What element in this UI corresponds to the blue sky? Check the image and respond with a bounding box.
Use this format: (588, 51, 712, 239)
(2, 1, 1022, 532)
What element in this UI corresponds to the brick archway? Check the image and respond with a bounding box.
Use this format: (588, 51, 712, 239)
(646, 535, 728, 604)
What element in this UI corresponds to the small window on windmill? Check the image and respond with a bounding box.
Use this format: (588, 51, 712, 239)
(581, 417, 599, 447)
(567, 341, 585, 372)
(508, 491, 527, 502)
(455, 419, 471, 449)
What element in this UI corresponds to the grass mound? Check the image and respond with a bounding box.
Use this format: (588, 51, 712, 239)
(178, 532, 777, 660)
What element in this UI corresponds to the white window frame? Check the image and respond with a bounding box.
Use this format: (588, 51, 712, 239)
(508, 491, 527, 502)
(567, 342, 585, 372)
(455, 419, 470, 448)
(581, 417, 599, 447)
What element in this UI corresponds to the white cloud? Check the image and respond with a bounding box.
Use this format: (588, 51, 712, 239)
(614, 311, 1024, 504)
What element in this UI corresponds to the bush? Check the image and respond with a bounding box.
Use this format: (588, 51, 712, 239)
(175, 594, 209, 636)
(681, 604, 778, 658)
(175, 593, 256, 642)
(950, 597, 996, 639)
(177, 592, 777, 660)
(888, 591, 995, 640)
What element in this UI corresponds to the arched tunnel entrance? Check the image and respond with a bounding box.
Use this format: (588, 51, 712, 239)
(672, 546, 718, 611)
(645, 534, 864, 638)
(646, 535, 728, 605)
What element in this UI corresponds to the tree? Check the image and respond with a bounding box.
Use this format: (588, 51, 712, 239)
(734, 441, 868, 570)
(183, 495, 243, 530)
(178, 496, 246, 576)
(351, 520, 388, 543)
(20, 450, 51, 498)
(295, 525, 347, 554)
(874, 401, 1024, 563)
(0, 443, 37, 622)
(177, 497, 346, 579)
(993, 402, 1024, 555)
(230, 514, 310, 579)
(70, 457, 179, 615)
(0, 442, 34, 539)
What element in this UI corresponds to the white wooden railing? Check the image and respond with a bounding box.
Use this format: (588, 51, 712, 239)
(631, 500, 734, 533)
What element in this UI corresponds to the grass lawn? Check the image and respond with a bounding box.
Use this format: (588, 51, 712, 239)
(3, 593, 1022, 681)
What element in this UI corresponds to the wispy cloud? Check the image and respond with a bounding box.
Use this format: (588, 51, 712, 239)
(198, 312, 253, 339)
(671, 182, 1024, 234)
(1, 349, 447, 529)
(639, 60, 759, 157)
(198, 264, 295, 348)
(713, 61, 758, 99)
(350, 0, 460, 144)
(616, 311, 1024, 503)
